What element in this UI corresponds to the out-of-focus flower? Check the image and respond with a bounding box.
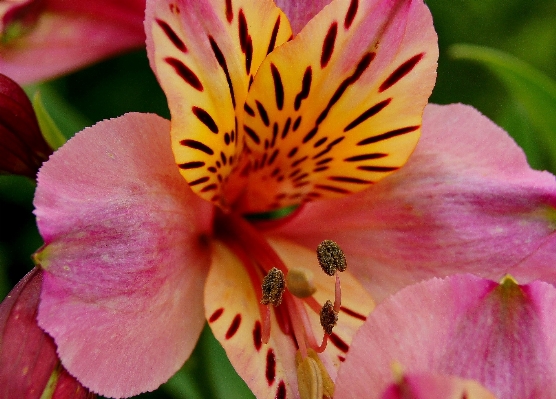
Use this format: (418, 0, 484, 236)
(0, 72, 52, 178)
(0, 0, 146, 84)
(334, 273, 556, 399)
(0, 267, 95, 399)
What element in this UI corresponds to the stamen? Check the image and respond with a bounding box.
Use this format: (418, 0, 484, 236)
(261, 267, 286, 306)
(334, 272, 341, 312)
(286, 267, 317, 298)
(296, 349, 335, 399)
(320, 300, 338, 335)
(316, 240, 347, 276)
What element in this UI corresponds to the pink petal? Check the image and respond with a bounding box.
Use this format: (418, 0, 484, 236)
(380, 373, 496, 399)
(334, 274, 556, 399)
(34, 113, 213, 398)
(0, 0, 146, 84)
(276, 103, 556, 301)
(0, 268, 93, 398)
(274, 0, 332, 35)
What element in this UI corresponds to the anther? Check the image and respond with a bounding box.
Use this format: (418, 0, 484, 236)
(319, 300, 338, 335)
(316, 240, 346, 276)
(261, 267, 286, 306)
(296, 349, 335, 399)
(286, 267, 317, 298)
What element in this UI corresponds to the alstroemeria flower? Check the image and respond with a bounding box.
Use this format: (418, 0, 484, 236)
(0, 0, 146, 84)
(334, 274, 556, 399)
(30, 1, 556, 399)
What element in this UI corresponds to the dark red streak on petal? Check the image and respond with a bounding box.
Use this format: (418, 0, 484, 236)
(189, 176, 210, 186)
(253, 321, 262, 351)
(281, 117, 291, 139)
(244, 125, 261, 145)
(209, 308, 224, 322)
(165, 57, 203, 91)
(344, 153, 387, 162)
(266, 348, 276, 385)
(379, 53, 424, 92)
(178, 161, 205, 169)
(244, 103, 255, 116)
(321, 22, 338, 68)
(256, 101, 270, 126)
(275, 381, 286, 399)
(180, 139, 214, 155)
(238, 9, 248, 52)
(294, 67, 312, 111)
(329, 332, 349, 352)
(315, 184, 351, 194)
(156, 19, 187, 52)
(357, 125, 420, 145)
(344, 0, 358, 29)
(340, 306, 367, 321)
(270, 64, 285, 110)
(344, 98, 391, 132)
(225, 314, 242, 339)
(267, 16, 281, 55)
(192, 106, 219, 133)
(225, 0, 233, 22)
(358, 165, 399, 172)
(328, 176, 371, 184)
(208, 36, 236, 107)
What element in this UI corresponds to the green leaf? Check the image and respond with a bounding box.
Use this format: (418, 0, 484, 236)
(450, 44, 556, 172)
(32, 92, 67, 151)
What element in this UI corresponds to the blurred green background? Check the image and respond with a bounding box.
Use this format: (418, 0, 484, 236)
(1, 0, 555, 397)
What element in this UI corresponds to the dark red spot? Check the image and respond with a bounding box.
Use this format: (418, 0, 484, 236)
(225, 0, 233, 22)
(287, 147, 298, 158)
(302, 127, 318, 144)
(253, 321, 262, 351)
(256, 101, 270, 126)
(208, 36, 236, 107)
(344, 98, 391, 132)
(321, 22, 338, 68)
(244, 103, 255, 116)
(357, 125, 420, 145)
(209, 308, 224, 322)
(314, 137, 328, 148)
(329, 176, 370, 184)
(189, 176, 210, 186)
(245, 36, 253, 74)
(208, 166, 217, 173)
(270, 64, 285, 110)
(266, 348, 276, 385)
(379, 53, 424, 92)
(329, 332, 349, 352)
(281, 117, 291, 139)
(316, 157, 333, 165)
(165, 57, 203, 91)
(224, 132, 230, 145)
(313, 166, 329, 172)
(238, 9, 248, 52)
(294, 66, 312, 111)
(226, 314, 242, 339)
(156, 19, 187, 52)
(315, 184, 351, 194)
(267, 16, 281, 54)
(180, 139, 214, 155)
(292, 116, 302, 131)
(358, 165, 399, 172)
(192, 106, 219, 133)
(244, 125, 261, 144)
(275, 381, 286, 399)
(340, 306, 367, 321)
(344, 0, 358, 29)
(201, 183, 218, 192)
(344, 153, 387, 162)
(178, 161, 205, 169)
(338, 355, 346, 362)
(291, 156, 308, 168)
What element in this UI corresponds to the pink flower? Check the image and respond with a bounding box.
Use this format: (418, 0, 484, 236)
(334, 273, 556, 399)
(0, 0, 146, 84)
(29, 0, 556, 398)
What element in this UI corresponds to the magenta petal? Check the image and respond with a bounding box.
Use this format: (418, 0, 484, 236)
(276, 103, 556, 301)
(274, 0, 332, 34)
(0, 268, 94, 398)
(0, 0, 145, 84)
(34, 113, 213, 398)
(334, 274, 556, 399)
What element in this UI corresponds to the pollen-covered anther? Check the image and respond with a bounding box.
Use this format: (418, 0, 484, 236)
(286, 267, 317, 298)
(316, 240, 347, 276)
(261, 267, 286, 306)
(320, 300, 338, 335)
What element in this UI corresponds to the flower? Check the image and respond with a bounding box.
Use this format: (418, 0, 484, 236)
(0, 72, 52, 178)
(30, 1, 556, 399)
(0, 0, 146, 84)
(333, 273, 556, 399)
